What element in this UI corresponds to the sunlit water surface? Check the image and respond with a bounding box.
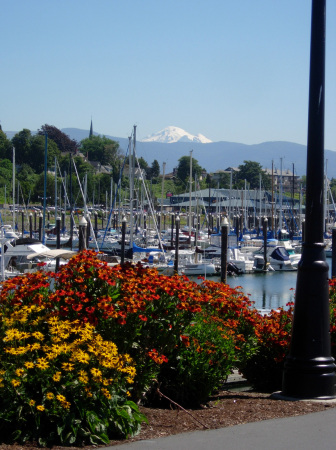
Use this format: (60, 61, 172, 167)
(190, 258, 333, 313)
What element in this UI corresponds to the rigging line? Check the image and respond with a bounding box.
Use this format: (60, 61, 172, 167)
(101, 139, 131, 247)
(55, 159, 71, 209)
(71, 156, 99, 251)
(133, 150, 165, 257)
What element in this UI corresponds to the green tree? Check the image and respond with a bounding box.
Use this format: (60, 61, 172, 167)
(137, 157, 149, 171)
(11, 129, 32, 165)
(17, 164, 39, 202)
(29, 135, 61, 173)
(32, 172, 55, 205)
(0, 130, 12, 160)
(0, 159, 13, 199)
(236, 160, 270, 190)
(80, 136, 123, 166)
(148, 159, 160, 180)
(176, 155, 204, 184)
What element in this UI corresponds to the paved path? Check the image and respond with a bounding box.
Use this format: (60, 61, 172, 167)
(106, 407, 336, 450)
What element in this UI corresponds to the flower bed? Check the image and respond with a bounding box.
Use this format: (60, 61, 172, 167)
(1, 250, 336, 446)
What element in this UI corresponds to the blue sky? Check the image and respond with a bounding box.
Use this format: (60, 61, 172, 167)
(1, 0, 335, 150)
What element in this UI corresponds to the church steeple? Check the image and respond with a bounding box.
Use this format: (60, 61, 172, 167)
(89, 118, 93, 138)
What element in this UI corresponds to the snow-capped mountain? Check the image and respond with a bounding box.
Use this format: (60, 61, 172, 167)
(141, 126, 212, 144)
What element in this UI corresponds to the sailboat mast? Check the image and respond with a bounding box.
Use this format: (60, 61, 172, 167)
(42, 133, 48, 244)
(279, 157, 283, 238)
(160, 161, 166, 234)
(129, 135, 134, 248)
(189, 150, 193, 244)
(12, 147, 15, 230)
(271, 160, 274, 234)
(259, 173, 262, 231)
(55, 157, 57, 219)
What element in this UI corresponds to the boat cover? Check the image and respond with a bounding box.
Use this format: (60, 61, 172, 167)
(132, 243, 165, 253)
(270, 247, 289, 261)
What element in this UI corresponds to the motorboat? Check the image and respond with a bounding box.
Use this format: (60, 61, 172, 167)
(2, 237, 76, 275)
(182, 260, 217, 277)
(253, 243, 298, 272)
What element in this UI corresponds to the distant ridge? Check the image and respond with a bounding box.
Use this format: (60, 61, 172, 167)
(4, 127, 336, 177)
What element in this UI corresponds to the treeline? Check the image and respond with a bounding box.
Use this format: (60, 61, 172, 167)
(0, 125, 163, 207)
(1, 124, 283, 209)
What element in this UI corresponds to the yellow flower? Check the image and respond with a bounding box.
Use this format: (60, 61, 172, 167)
(15, 368, 25, 377)
(56, 394, 66, 403)
(46, 392, 54, 400)
(126, 391, 131, 397)
(45, 352, 57, 360)
(101, 388, 111, 399)
(74, 351, 90, 364)
(78, 374, 89, 384)
(84, 387, 93, 398)
(30, 343, 41, 351)
(32, 332, 44, 341)
(29, 399, 36, 406)
(36, 405, 45, 411)
(62, 401, 71, 410)
(62, 362, 75, 372)
(11, 379, 21, 387)
(90, 368, 102, 378)
(36, 358, 49, 370)
(48, 316, 59, 325)
(53, 372, 62, 382)
(24, 361, 34, 369)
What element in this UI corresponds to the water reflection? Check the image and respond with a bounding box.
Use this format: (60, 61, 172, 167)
(227, 271, 297, 312)
(192, 258, 332, 313)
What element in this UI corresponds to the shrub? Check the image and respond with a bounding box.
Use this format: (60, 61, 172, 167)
(237, 304, 294, 392)
(2, 249, 292, 445)
(47, 253, 258, 404)
(0, 271, 146, 446)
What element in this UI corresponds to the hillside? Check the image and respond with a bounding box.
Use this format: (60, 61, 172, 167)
(5, 127, 336, 177)
(61, 128, 336, 177)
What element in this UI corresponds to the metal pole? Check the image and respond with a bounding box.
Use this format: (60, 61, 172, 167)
(12, 147, 15, 230)
(38, 213, 43, 241)
(174, 215, 180, 273)
(55, 216, 61, 272)
(42, 133, 48, 245)
(121, 216, 126, 265)
(282, 0, 335, 399)
(189, 150, 193, 245)
(221, 218, 228, 283)
(21, 211, 24, 238)
(29, 213, 33, 238)
(78, 216, 87, 252)
(263, 218, 268, 271)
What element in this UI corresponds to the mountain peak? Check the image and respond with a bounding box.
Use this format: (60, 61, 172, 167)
(141, 126, 212, 144)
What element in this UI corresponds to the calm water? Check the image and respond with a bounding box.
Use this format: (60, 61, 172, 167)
(192, 257, 333, 313)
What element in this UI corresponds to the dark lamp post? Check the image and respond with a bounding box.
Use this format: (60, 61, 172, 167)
(282, 0, 336, 399)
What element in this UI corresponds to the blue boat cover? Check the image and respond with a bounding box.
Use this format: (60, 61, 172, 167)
(133, 242, 165, 253)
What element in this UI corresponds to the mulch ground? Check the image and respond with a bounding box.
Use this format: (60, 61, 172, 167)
(1, 386, 335, 449)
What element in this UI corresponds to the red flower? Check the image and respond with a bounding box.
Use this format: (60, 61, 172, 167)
(139, 315, 148, 322)
(72, 304, 83, 311)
